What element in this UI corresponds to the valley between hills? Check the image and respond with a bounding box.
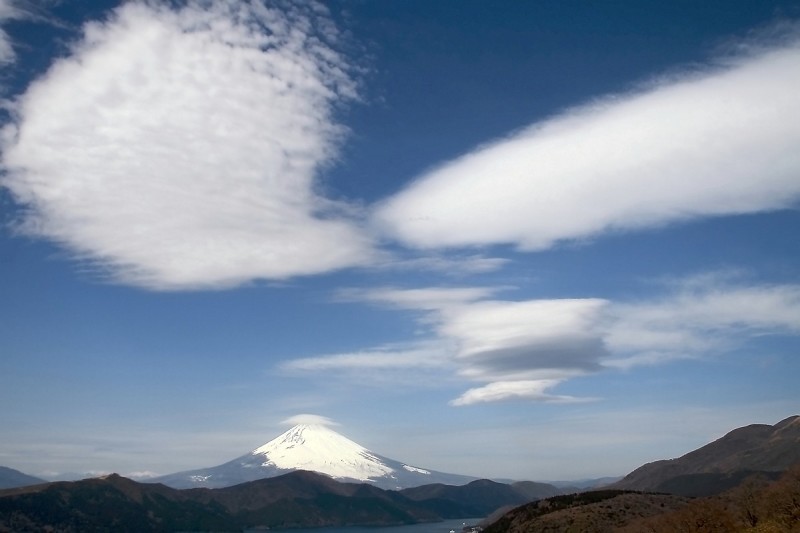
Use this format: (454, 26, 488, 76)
(0, 415, 798, 532)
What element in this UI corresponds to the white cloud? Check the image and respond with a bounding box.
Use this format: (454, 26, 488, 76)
(279, 340, 457, 389)
(374, 38, 800, 251)
(323, 287, 608, 405)
(441, 299, 608, 366)
(281, 414, 339, 426)
(126, 470, 160, 480)
(374, 253, 509, 275)
(0, 30, 12, 65)
(282, 341, 452, 371)
(438, 298, 607, 405)
(0, 0, 23, 64)
(450, 379, 595, 406)
(606, 278, 800, 368)
(1, 0, 374, 290)
(0, 0, 16, 18)
(289, 276, 800, 405)
(336, 285, 502, 311)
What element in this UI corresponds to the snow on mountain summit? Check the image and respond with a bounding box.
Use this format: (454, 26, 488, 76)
(251, 424, 393, 481)
(151, 423, 478, 489)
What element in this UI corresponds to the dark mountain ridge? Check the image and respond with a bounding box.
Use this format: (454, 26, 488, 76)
(400, 478, 561, 516)
(609, 415, 800, 496)
(0, 467, 45, 490)
(0, 470, 550, 532)
(480, 415, 800, 532)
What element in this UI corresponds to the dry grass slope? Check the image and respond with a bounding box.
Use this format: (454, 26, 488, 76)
(483, 490, 689, 533)
(485, 466, 800, 533)
(623, 465, 800, 532)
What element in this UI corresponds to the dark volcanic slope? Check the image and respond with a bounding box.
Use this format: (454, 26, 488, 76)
(0, 470, 530, 532)
(611, 415, 800, 494)
(0, 467, 45, 490)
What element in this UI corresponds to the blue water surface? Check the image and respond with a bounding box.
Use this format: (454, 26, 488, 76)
(247, 518, 483, 533)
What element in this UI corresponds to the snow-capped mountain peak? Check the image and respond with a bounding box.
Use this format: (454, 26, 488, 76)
(151, 423, 478, 490)
(251, 424, 393, 481)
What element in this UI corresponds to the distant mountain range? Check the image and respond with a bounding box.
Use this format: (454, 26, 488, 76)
(0, 470, 553, 532)
(152, 423, 478, 490)
(608, 414, 800, 496)
(2, 415, 799, 531)
(402, 478, 561, 511)
(0, 467, 44, 490)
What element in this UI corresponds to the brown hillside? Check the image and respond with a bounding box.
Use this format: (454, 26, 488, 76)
(483, 491, 689, 533)
(483, 467, 800, 532)
(611, 415, 800, 493)
(619, 465, 800, 532)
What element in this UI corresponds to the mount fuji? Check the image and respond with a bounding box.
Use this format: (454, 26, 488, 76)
(151, 424, 478, 490)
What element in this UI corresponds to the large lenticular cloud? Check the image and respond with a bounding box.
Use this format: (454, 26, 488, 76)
(283, 276, 800, 406)
(1, 0, 373, 290)
(374, 39, 800, 250)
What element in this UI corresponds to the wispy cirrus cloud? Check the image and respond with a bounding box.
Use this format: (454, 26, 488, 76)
(283, 341, 453, 372)
(373, 253, 509, 276)
(286, 274, 800, 406)
(1, 0, 374, 290)
(605, 274, 800, 368)
(280, 340, 456, 389)
(335, 285, 503, 311)
(0, 0, 26, 64)
(374, 35, 800, 251)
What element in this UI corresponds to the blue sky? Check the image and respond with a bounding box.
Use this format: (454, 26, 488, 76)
(1, 0, 799, 481)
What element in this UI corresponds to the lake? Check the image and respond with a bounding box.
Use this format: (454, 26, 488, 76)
(246, 518, 483, 533)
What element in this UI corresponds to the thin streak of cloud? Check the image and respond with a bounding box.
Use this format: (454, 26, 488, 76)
(282, 341, 452, 371)
(335, 286, 503, 310)
(0, 31, 11, 65)
(0, 0, 24, 64)
(0, 0, 374, 290)
(374, 253, 509, 275)
(374, 37, 800, 251)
